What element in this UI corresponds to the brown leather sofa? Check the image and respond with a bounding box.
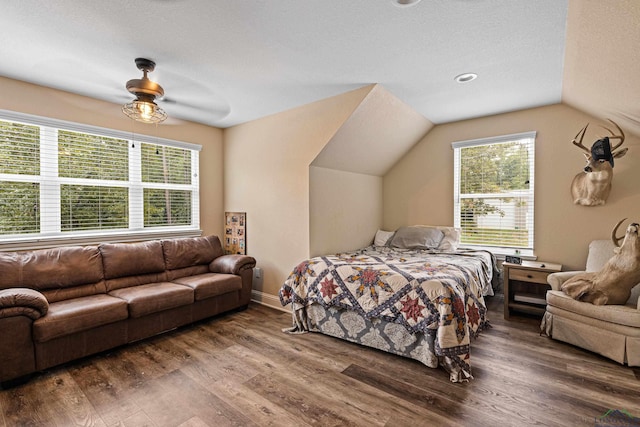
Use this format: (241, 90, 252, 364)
(0, 235, 255, 385)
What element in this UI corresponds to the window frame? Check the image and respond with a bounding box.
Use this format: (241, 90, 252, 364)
(0, 109, 202, 251)
(452, 131, 536, 257)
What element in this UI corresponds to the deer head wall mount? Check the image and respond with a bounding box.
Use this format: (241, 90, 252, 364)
(570, 120, 627, 206)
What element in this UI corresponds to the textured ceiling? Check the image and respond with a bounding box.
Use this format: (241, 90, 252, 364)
(0, 0, 569, 128)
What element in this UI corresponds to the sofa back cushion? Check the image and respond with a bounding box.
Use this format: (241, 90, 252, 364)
(163, 236, 223, 280)
(0, 246, 105, 303)
(100, 241, 167, 291)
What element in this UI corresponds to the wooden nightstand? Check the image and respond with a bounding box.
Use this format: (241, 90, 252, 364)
(503, 260, 562, 319)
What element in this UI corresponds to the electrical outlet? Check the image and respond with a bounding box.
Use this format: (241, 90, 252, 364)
(254, 267, 262, 279)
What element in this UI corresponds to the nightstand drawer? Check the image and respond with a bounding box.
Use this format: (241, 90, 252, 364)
(508, 269, 549, 284)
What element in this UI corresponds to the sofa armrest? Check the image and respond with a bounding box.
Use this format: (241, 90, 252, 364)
(547, 271, 583, 291)
(209, 255, 256, 275)
(0, 288, 49, 320)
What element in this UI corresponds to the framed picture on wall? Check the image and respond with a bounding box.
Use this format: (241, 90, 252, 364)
(224, 212, 246, 255)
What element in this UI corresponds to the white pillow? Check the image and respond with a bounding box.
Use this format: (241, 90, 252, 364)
(374, 229, 395, 247)
(438, 227, 461, 251)
(390, 226, 444, 250)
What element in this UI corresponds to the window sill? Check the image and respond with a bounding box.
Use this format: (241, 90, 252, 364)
(458, 244, 536, 261)
(0, 228, 203, 252)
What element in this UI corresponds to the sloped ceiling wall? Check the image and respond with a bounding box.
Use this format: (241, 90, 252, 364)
(311, 84, 433, 176)
(562, 0, 640, 136)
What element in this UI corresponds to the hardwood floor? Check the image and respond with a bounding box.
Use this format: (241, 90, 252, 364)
(1, 295, 639, 427)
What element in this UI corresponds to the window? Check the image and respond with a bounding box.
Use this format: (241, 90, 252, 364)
(452, 131, 535, 255)
(0, 110, 201, 248)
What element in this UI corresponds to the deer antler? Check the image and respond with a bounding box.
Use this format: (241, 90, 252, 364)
(572, 123, 590, 154)
(600, 119, 625, 152)
(611, 218, 627, 248)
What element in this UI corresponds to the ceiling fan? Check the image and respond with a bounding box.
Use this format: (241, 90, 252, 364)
(122, 58, 168, 124)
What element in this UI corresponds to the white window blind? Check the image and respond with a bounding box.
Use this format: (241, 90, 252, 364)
(452, 132, 535, 254)
(58, 130, 130, 232)
(0, 120, 41, 235)
(0, 110, 201, 247)
(140, 143, 195, 228)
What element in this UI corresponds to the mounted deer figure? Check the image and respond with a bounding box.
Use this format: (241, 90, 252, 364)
(562, 219, 640, 305)
(570, 120, 627, 206)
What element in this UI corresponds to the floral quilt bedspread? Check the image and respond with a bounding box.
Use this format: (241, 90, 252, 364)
(279, 246, 494, 377)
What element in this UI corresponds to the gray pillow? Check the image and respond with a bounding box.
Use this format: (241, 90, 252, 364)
(390, 226, 444, 250)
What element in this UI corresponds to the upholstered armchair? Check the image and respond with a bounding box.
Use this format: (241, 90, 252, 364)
(541, 240, 640, 366)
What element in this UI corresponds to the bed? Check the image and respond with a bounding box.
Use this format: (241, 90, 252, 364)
(278, 226, 497, 382)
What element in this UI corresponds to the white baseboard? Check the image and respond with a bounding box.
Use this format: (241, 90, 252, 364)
(251, 290, 289, 313)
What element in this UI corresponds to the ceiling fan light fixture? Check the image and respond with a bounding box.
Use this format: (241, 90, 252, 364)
(122, 99, 167, 124)
(123, 58, 167, 124)
(393, 0, 422, 7)
(454, 73, 478, 83)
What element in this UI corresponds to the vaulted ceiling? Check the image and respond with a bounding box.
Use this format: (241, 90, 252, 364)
(0, 1, 638, 138)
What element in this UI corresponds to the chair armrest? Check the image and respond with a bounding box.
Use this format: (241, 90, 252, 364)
(0, 288, 49, 320)
(209, 255, 256, 275)
(547, 271, 584, 291)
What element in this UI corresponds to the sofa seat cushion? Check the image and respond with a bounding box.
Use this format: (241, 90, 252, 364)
(33, 295, 128, 343)
(547, 290, 640, 328)
(172, 273, 242, 301)
(109, 282, 194, 318)
(173, 273, 242, 301)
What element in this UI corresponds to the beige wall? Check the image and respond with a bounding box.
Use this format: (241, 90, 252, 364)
(384, 103, 640, 271)
(223, 86, 372, 298)
(0, 76, 225, 237)
(309, 166, 382, 257)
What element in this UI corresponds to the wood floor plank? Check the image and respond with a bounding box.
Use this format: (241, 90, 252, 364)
(471, 344, 640, 412)
(244, 372, 367, 427)
(211, 320, 352, 377)
(111, 410, 157, 427)
(0, 395, 5, 427)
(299, 362, 455, 426)
(567, 358, 639, 383)
(1, 370, 106, 427)
(191, 377, 314, 427)
(342, 354, 559, 426)
(467, 360, 613, 425)
(129, 369, 257, 427)
(342, 363, 508, 426)
(67, 356, 143, 426)
(265, 365, 393, 426)
(177, 417, 210, 427)
(122, 335, 192, 381)
(0, 378, 53, 426)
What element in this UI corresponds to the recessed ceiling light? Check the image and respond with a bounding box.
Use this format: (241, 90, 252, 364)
(454, 73, 478, 83)
(393, 0, 422, 7)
